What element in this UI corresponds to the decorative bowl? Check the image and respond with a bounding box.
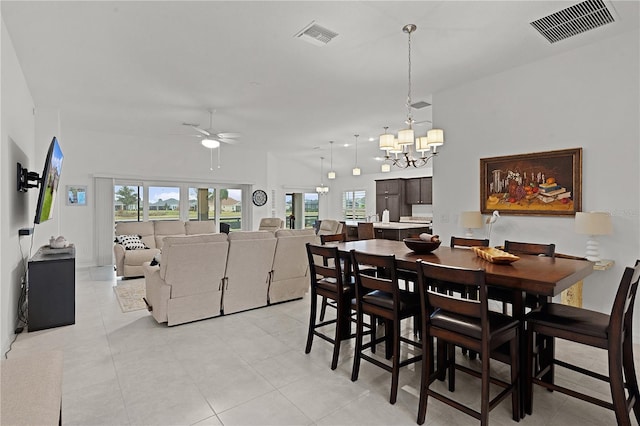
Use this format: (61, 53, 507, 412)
(403, 238, 441, 254)
(472, 247, 520, 264)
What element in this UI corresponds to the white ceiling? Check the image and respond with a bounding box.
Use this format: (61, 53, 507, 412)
(2, 1, 638, 174)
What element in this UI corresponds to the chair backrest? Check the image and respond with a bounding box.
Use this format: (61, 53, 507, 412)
(450, 236, 490, 248)
(504, 240, 555, 257)
(351, 250, 401, 313)
(219, 223, 230, 234)
(306, 243, 344, 291)
(415, 261, 487, 335)
(317, 219, 342, 235)
(258, 217, 284, 232)
(609, 261, 640, 347)
(357, 222, 375, 240)
(321, 233, 345, 244)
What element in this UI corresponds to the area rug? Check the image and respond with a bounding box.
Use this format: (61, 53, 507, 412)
(114, 279, 147, 313)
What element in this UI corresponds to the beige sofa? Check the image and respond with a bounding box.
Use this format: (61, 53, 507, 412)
(258, 217, 284, 232)
(143, 229, 319, 325)
(114, 220, 216, 278)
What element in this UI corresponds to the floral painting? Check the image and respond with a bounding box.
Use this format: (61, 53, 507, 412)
(480, 148, 582, 216)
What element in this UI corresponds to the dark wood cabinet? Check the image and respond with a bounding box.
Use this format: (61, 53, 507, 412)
(405, 177, 432, 204)
(375, 179, 411, 222)
(374, 226, 431, 241)
(28, 247, 76, 331)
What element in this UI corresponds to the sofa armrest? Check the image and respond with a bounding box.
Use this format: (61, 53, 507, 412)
(114, 243, 126, 276)
(143, 263, 171, 323)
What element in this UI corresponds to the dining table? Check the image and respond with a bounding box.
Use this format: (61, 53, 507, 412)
(333, 238, 595, 418)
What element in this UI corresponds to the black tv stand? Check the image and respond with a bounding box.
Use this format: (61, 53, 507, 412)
(28, 246, 76, 331)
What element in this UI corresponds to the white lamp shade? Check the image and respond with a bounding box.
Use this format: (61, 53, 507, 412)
(201, 139, 220, 149)
(352, 167, 361, 176)
(415, 136, 430, 153)
(460, 211, 483, 229)
(381, 163, 391, 173)
(397, 128, 415, 145)
(389, 138, 403, 154)
(575, 212, 613, 235)
(327, 171, 336, 180)
(426, 129, 444, 147)
(379, 133, 395, 151)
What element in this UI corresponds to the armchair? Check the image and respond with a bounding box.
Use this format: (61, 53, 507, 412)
(258, 217, 284, 232)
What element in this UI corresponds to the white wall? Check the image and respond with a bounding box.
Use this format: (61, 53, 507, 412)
(433, 30, 640, 322)
(1, 19, 36, 354)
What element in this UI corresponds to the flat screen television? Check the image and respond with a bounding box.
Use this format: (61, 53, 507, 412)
(34, 137, 64, 224)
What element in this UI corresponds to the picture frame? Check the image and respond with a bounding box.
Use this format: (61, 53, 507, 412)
(480, 148, 582, 216)
(66, 185, 87, 206)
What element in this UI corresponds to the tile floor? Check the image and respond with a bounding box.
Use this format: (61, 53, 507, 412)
(6, 266, 639, 426)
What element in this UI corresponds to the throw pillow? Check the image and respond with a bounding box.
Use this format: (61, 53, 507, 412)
(116, 234, 147, 250)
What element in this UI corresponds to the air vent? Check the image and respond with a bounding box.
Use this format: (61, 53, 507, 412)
(411, 101, 431, 109)
(530, 0, 615, 44)
(294, 21, 338, 46)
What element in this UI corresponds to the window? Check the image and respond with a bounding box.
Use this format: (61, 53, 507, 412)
(220, 187, 242, 230)
(304, 193, 318, 229)
(189, 187, 215, 221)
(343, 190, 366, 220)
(148, 186, 180, 220)
(114, 185, 142, 222)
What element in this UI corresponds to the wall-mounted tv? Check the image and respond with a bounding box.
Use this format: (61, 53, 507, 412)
(34, 137, 64, 224)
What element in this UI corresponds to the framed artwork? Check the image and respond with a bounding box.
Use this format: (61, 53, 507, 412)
(66, 185, 87, 206)
(480, 148, 582, 216)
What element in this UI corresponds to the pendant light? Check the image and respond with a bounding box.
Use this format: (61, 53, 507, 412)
(316, 157, 329, 194)
(328, 141, 336, 180)
(352, 134, 361, 176)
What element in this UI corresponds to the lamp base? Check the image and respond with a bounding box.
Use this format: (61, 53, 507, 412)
(585, 236, 601, 263)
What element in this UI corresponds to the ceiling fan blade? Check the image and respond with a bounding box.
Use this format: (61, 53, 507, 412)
(219, 138, 239, 145)
(216, 132, 241, 139)
(191, 126, 211, 136)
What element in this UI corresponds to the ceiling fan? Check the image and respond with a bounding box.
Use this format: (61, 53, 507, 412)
(182, 110, 241, 148)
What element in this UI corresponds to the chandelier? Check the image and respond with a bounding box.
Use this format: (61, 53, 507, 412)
(379, 24, 444, 171)
(328, 141, 336, 179)
(316, 157, 329, 194)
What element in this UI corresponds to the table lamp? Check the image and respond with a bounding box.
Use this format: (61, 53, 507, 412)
(574, 211, 612, 263)
(459, 211, 483, 237)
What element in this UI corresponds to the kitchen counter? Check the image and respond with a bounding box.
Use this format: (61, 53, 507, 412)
(344, 221, 432, 241)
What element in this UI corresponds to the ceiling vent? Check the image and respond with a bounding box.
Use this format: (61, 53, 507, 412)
(294, 21, 338, 46)
(530, 0, 615, 44)
(411, 101, 431, 109)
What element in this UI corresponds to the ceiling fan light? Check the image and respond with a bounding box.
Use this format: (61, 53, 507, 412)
(397, 128, 414, 145)
(426, 129, 444, 147)
(201, 138, 220, 149)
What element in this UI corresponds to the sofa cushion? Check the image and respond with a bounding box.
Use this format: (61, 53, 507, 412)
(227, 230, 275, 241)
(124, 247, 160, 265)
(185, 221, 216, 235)
(274, 229, 315, 238)
(154, 221, 187, 249)
(116, 221, 156, 249)
(116, 234, 147, 250)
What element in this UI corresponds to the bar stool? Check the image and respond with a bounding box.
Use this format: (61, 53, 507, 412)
(526, 261, 640, 425)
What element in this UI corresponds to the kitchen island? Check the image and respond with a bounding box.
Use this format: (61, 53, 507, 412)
(344, 221, 432, 241)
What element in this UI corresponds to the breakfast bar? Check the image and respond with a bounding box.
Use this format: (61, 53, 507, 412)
(344, 221, 432, 241)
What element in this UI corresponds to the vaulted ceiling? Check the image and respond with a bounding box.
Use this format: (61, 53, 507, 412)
(2, 1, 638, 174)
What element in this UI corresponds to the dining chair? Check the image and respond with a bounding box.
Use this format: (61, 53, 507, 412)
(304, 243, 355, 370)
(318, 233, 347, 322)
(219, 222, 230, 234)
(526, 260, 640, 425)
(415, 260, 520, 425)
(350, 250, 422, 404)
(357, 222, 376, 240)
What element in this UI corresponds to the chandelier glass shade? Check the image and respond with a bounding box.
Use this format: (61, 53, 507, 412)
(379, 24, 445, 170)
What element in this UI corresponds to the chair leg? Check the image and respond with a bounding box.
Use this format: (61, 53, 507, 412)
(623, 336, 640, 423)
(371, 314, 377, 354)
(510, 333, 520, 422)
(305, 291, 318, 354)
(436, 339, 447, 381)
(417, 330, 431, 425)
(389, 317, 401, 404)
(525, 326, 535, 416)
(351, 309, 364, 382)
(319, 296, 328, 321)
(330, 297, 343, 370)
(481, 350, 490, 426)
(609, 340, 633, 426)
(448, 343, 456, 392)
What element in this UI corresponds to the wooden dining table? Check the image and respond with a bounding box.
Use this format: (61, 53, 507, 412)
(334, 238, 595, 418)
